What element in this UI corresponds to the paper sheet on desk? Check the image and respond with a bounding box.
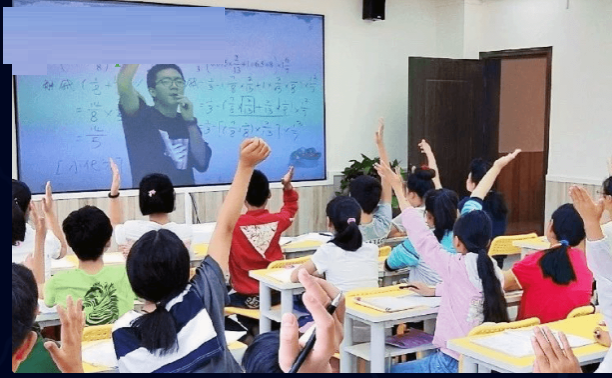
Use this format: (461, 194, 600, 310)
(471, 329, 594, 358)
(82, 340, 118, 369)
(267, 268, 296, 283)
(355, 294, 442, 313)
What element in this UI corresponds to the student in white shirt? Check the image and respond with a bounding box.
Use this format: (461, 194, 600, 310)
(12, 180, 67, 279)
(108, 159, 192, 257)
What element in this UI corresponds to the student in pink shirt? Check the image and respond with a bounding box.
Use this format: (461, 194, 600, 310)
(376, 149, 520, 373)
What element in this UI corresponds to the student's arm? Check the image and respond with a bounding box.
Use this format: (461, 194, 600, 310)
(503, 270, 522, 292)
(471, 149, 521, 201)
(207, 138, 271, 275)
(117, 64, 142, 116)
(41, 182, 67, 259)
(29, 202, 46, 288)
(386, 239, 420, 271)
(108, 158, 124, 228)
(418, 139, 442, 189)
(375, 163, 411, 211)
(290, 260, 319, 283)
(278, 166, 299, 229)
(375, 118, 393, 204)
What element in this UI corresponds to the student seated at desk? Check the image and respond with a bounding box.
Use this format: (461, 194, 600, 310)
(12, 263, 85, 374)
(228, 166, 299, 309)
(503, 203, 593, 324)
(388, 140, 440, 238)
(376, 150, 520, 373)
(385, 188, 459, 286)
(44, 206, 136, 326)
(290, 196, 379, 293)
(12, 180, 67, 279)
(108, 160, 192, 258)
(111, 138, 269, 373)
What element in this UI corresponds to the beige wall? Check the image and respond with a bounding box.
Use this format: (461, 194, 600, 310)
(499, 57, 547, 154)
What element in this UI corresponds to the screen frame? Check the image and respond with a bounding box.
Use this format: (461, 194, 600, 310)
(12, 0, 329, 197)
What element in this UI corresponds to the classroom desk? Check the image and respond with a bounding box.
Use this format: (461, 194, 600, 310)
(340, 288, 524, 374)
(81, 336, 248, 373)
(282, 240, 324, 259)
(447, 313, 608, 373)
(512, 237, 550, 259)
(249, 269, 308, 333)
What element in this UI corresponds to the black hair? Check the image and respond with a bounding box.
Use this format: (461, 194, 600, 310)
(139, 174, 176, 216)
(604, 176, 612, 196)
(539, 204, 585, 285)
(242, 331, 283, 374)
(126, 229, 190, 355)
(327, 196, 363, 252)
(407, 167, 436, 199)
(62, 206, 113, 262)
(424, 189, 459, 242)
(12, 263, 38, 355)
(454, 210, 509, 323)
(349, 175, 382, 214)
(12, 179, 32, 214)
(469, 159, 508, 219)
(246, 170, 271, 208)
(13, 200, 26, 246)
(146, 64, 185, 89)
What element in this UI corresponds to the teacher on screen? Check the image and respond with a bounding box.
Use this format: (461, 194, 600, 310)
(117, 64, 212, 188)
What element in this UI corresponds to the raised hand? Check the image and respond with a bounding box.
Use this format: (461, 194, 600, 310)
(44, 296, 85, 373)
(375, 117, 385, 146)
(569, 186, 605, 226)
(418, 139, 433, 157)
(110, 158, 121, 196)
(493, 149, 522, 169)
(281, 166, 295, 190)
(239, 138, 271, 168)
(176, 95, 194, 121)
(30, 201, 46, 235)
(531, 326, 581, 373)
(41, 181, 55, 216)
(374, 163, 403, 192)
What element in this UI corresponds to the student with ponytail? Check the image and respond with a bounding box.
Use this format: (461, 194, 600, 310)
(384, 188, 459, 285)
(376, 149, 519, 373)
(108, 160, 193, 258)
(291, 196, 379, 292)
(111, 138, 271, 373)
(503, 203, 593, 323)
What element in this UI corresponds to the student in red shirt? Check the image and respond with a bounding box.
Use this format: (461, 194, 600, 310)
(229, 167, 299, 309)
(503, 204, 593, 324)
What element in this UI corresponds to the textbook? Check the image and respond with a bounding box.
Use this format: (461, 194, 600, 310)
(354, 294, 442, 313)
(471, 329, 595, 358)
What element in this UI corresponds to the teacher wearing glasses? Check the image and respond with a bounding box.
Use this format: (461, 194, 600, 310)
(117, 64, 212, 188)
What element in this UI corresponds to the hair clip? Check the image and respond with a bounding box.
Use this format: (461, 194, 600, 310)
(347, 218, 356, 224)
(559, 240, 569, 247)
(148, 190, 156, 198)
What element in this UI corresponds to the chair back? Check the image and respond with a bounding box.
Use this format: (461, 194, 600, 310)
(82, 324, 113, 342)
(566, 305, 596, 319)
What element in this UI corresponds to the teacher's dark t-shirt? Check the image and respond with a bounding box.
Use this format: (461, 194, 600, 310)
(119, 98, 211, 188)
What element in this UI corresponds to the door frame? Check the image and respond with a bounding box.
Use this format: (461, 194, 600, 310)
(479, 46, 553, 233)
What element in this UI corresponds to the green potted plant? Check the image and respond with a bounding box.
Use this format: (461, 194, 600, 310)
(336, 154, 405, 217)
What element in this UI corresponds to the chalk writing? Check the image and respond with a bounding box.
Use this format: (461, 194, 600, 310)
(55, 157, 123, 176)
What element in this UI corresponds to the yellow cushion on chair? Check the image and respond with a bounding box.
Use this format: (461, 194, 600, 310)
(82, 324, 113, 342)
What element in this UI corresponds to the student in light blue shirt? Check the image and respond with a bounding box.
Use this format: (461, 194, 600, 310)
(385, 188, 459, 286)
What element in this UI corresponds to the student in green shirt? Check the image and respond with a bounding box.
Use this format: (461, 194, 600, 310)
(44, 206, 135, 326)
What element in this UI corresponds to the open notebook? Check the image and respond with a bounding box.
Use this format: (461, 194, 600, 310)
(471, 329, 595, 358)
(354, 294, 442, 313)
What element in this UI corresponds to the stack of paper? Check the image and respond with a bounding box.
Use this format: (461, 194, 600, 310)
(471, 329, 594, 358)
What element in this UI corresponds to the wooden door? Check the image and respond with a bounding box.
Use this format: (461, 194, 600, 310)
(408, 57, 500, 198)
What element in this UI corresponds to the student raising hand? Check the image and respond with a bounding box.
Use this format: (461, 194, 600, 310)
(569, 186, 605, 241)
(470, 149, 521, 201)
(239, 138, 271, 168)
(44, 296, 85, 373)
(375, 162, 411, 211)
(531, 326, 581, 373)
(279, 269, 345, 373)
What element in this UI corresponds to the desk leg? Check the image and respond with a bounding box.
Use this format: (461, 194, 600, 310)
(281, 289, 294, 318)
(259, 283, 272, 334)
(478, 365, 491, 373)
(340, 316, 355, 373)
(462, 357, 478, 373)
(370, 323, 386, 373)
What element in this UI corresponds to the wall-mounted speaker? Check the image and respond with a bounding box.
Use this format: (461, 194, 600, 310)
(363, 0, 386, 21)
